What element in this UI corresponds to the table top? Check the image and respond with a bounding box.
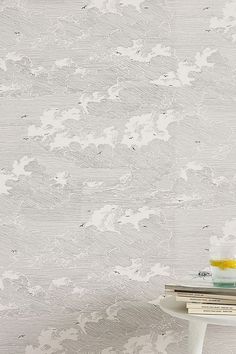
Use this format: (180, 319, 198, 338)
(159, 296, 236, 326)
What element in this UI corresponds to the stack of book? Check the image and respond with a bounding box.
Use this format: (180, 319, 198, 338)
(165, 281, 236, 315)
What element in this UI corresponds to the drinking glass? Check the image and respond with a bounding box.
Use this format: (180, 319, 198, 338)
(210, 239, 236, 287)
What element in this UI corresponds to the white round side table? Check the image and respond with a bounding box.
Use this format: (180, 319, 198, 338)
(159, 295, 236, 354)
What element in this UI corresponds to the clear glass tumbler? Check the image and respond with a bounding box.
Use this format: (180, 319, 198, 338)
(210, 239, 236, 287)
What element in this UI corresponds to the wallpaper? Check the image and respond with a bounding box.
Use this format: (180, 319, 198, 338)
(1, 0, 236, 353)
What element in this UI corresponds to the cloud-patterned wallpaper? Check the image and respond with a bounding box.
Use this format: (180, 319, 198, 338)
(1, 0, 236, 353)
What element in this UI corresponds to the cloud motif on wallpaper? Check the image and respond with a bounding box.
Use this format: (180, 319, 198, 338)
(87, 0, 146, 13)
(76, 311, 103, 334)
(76, 302, 127, 334)
(101, 330, 183, 354)
(122, 110, 182, 147)
(12, 156, 34, 178)
(114, 259, 170, 282)
(25, 328, 78, 354)
(85, 205, 160, 232)
(152, 48, 217, 87)
(50, 277, 87, 296)
(122, 330, 181, 354)
(28, 107, 117, 150)
(210, 1, 236, 41)
(29, 108, 181, 152)
(179, 161, 229, 190)
(51, 127, 118, 150)
(223, 218, 236, 238)
(54, 57, 73, 68)
(79, 92, 105, 113)
(116, 39, 171, 62)
(86, 205, 119, 232)
(0, 83, 20, 93)
(83, 181, 104, 188)
(117, 206, 159, 230)
(0, 303, 18, 311)
(51, 277, 72, 287)
(0, 58, 6, 72)
(0, 52, 23, 72)
(53, 171, 69, 187)
(105, 302, 122, 321)
(122, 113, 157, 148)
(79, 81, 123, 113)
(0, 172, 16, 195)
(180, 161, 204, 181)
(0, 271, 21, 290)
(28, 108, 81, 143)
(0, 156, 34, 194)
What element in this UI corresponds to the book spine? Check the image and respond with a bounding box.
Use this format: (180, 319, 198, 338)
(188, 309, 236, 314)
(176, 296, 236, 304)
(165, 285, 236, 295)
(176, 291, 236, 300)
(187, 303, 236, 310)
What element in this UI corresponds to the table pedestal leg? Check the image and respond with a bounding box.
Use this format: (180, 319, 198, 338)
(188, 321, 207, 354)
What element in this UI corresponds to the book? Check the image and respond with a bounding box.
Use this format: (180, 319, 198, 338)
(175, 291, 236, 300)
(186, 303, 236, 310)
(165, 277, 236, 315)
(165, 279, 236, 295)
(188, 308, 236, 315)
(176, 295, 236, 304)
